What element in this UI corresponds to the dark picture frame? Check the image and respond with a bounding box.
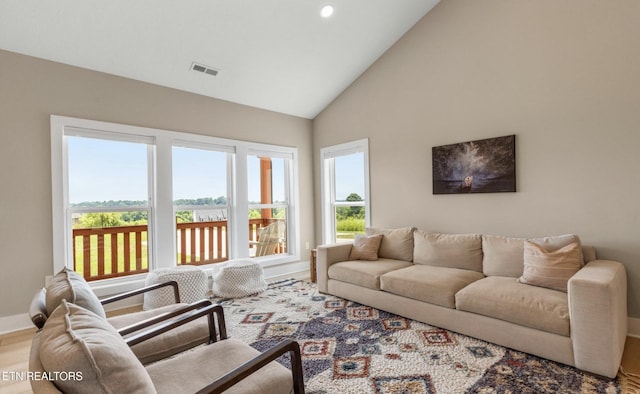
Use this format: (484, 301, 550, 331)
(432, 135, 516, 194)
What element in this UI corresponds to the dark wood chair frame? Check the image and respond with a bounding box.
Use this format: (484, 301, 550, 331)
(125, 303, 306, 394)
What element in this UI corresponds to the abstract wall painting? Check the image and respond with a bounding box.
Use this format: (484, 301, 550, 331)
(432, 135, 516, 194)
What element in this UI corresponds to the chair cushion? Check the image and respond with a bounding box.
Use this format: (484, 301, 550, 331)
(349, 234, 383, 261)
(380, 265, 485, 308)
(147, 338, 293, 394)
(413, 231, 483, 272)
(366, 227, 415, 261)
(39, 300, 155, 394)
(518, 241, 583, 292)
(455, 276, 570, 336)
(108, 303, 211, 364)
(45, 268, 106, 319)
(328, 259, 413, 290)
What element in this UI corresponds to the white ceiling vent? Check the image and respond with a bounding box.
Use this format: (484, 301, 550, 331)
(190, 62, 219, 76)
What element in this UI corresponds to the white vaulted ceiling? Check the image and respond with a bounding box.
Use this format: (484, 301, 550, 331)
(0, 0, 439, 119)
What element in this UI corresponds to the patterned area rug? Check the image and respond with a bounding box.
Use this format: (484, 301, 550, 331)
(213, 279, 620, 393)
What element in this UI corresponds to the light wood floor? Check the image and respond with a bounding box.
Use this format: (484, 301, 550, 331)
(0, 328, 36, 394)
(2, 327, 639, 394)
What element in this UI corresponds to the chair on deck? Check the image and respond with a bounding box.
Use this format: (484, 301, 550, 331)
(251, 221, 285, 257)
(29, 267, 212, 364)
(30, 299, 305, 394)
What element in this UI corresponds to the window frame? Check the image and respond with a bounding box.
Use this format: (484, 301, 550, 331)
(51, 115, 300, 290)
(320, 138, 371, 244)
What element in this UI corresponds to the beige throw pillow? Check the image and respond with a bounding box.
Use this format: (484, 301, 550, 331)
(45, 268, 106, 319)
(349, 234, 383, 261)
(528, 234, 584, 265)
(39, 300, 156, 393)
(518, 241, 582, 292)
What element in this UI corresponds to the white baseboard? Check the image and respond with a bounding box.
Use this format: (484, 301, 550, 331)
(628, 317, 640, 338)
(0, 313, 33, 335)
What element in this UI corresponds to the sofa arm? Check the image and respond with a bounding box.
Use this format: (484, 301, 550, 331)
(568, 259, 627, 378)
(316, 243, 353, 293)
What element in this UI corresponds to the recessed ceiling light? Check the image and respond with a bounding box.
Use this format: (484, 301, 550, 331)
(320, 4, 334, 18)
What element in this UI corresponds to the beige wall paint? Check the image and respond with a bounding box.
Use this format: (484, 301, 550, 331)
(0, 49, 313, 317)
(314, 1, 640, 316)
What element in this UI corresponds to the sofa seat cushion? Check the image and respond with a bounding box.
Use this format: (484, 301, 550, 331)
(380, 265, 485, 309)
(455, 276, 570, 336)
(328, 259, 413, 290)
(108, 303, 211, 364)
(147, 338, 293, 394)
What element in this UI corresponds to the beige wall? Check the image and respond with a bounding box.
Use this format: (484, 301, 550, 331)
(0, 49, 313, 317)
(314, 1, 640, 316)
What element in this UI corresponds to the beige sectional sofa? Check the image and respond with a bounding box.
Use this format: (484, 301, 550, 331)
(317, 227, 628, 378)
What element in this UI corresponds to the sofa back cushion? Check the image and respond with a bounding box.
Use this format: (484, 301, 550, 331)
(413, 231, 483, 272)
(45, 268, 106, 319)
(39, 300, 156, 394)
(482, 235, 526, 277)
(482, 234, 587, 278)
(365, 227, 415, 261)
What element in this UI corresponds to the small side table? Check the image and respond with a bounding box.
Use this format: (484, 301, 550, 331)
(310, 249, 317, 283)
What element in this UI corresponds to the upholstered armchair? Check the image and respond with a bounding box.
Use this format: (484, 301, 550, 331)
(30, 300, 305, 394)
(29, 268, 212, 364)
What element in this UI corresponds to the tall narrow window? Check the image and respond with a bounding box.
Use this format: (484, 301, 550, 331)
(247, 154, 289, 258)
(321, 139, 370, 244)
(172, 145, 230, 266)
(67, 135, 152, 281)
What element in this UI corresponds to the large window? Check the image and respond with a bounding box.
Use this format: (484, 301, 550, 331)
(51, 116, 299, 284)
(320, 139, 370, 244)
(66, 134, 153, 280)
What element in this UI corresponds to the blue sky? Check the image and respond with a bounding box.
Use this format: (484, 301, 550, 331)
(334, 152, 365, 200)
(68, 138, 364, 204)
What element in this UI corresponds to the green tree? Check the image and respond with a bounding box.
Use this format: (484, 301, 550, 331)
(120, 211, 148, 224)
(77, 213, 124, 228)
(336, 193, 364, 220)
(175, 211, 193, 223)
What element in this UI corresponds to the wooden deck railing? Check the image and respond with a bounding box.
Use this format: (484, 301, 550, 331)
(73, 225, 149, 281)
(73, 218, 285, 281)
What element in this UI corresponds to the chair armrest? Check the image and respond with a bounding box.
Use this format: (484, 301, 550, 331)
(125, 303, 227, 347)
(316, 243, 353, 293)
(100, 280, 180, 305)
(568, 259, 627, 378)
(194, 339, 305, 394)
(117, 299, 212, 336)
(29, 288, 48, 329)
